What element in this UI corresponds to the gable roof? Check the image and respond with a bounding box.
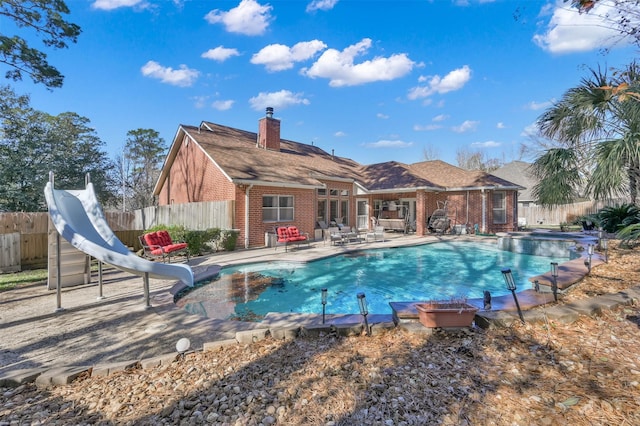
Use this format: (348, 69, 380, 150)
(190, 122, 362, 188)
(156, 121, 523, 195)
(491, 161, 536, 202)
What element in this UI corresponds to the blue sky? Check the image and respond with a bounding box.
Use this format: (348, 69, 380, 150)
(8, 0, 638, 166)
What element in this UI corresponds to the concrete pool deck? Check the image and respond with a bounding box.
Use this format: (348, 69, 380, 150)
(2, 232, 635, 387)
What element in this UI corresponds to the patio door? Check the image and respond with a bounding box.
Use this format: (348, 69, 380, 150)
(356, 199, 369, 230)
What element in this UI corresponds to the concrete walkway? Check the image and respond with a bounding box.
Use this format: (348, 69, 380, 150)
(2, 233, 637, 387)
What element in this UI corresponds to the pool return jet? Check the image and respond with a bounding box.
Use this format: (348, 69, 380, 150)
(44, 172, 194, 311)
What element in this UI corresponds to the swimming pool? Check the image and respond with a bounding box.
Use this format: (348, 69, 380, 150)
(176, 241, 569, 321)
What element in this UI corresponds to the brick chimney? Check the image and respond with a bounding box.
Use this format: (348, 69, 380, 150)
(257, 107, 281, 151)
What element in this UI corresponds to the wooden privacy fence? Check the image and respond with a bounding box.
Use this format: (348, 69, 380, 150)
(520, 199, 626, 227)
(0, 233, 20, 273)
(134, 200, 234, 231)
(0, 200, 234, 271)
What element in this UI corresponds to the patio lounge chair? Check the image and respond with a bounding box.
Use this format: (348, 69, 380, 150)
(428, 209, 450, 234)
(317, 220, 329, 243)
(366, 226, 385, 242)
(275, 226, 309, 251)
(327, 226, 344, 245)
(344, 227, 361, 243)
(333, 216, 346, 230)
(139, 230, 189, 263)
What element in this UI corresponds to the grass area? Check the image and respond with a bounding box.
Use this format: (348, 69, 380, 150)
(0, 269, 47, 292)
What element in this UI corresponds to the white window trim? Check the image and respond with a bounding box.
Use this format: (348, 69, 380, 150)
(263, 195, 294, 222)
(492, 191, 507, 224)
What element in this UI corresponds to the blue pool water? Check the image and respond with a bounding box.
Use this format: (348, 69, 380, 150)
(176, 241, 568, 321)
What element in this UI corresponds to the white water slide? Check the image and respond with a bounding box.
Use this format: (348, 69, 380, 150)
(44, 175, 194, 303)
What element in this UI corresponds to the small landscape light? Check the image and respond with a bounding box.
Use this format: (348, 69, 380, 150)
(501, 268, 525, 323)
(321, 288, 328, 324)
(550, 262, 559, 302)
(602, 238, 609, 263)
(357, 292, 370, 335)
(176, 337, 190, 359)
(483, 290, 492, 311)
(585, 244, 594, 274)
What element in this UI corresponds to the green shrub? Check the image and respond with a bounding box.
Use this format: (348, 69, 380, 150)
(617, 223, 640, 247)
(221, 229, 239, 251)
(595, 204, 640, 233)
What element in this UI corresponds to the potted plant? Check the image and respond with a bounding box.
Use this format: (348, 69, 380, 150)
(415, 297, 479, 328)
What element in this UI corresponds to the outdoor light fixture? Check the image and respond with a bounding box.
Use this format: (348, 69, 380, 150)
(483, 290, 492, 311)
(550, 262, 559, 302)
(357, 292, 370, 336)
(501, 268, 525, 323)
(176, 337, 191, 360)
(585, 244, 594, 274)
(321, 288, 328, 324)
(602, 238, 609, 263)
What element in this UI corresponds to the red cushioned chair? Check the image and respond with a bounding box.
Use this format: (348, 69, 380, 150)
(274, 226, 309, 252)
(139, 230, 189, 263)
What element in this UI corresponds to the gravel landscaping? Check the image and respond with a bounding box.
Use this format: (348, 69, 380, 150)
(1, 242, 639, 425)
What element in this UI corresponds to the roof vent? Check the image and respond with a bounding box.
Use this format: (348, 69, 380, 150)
(266, 107, 274, 119)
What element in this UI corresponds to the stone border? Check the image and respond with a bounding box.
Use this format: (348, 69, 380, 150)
(3, 285, 639, 389)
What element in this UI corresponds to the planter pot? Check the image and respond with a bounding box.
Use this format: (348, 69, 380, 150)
(415, 302, 479, 328)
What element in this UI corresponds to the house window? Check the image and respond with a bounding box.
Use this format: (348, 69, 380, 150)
(263, 195, 294, 222)
(317, 188, 326, 196)
(493, 191, 506, 224)
(317, 199, 327, 224)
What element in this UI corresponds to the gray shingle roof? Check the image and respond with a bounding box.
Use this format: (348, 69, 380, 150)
(491, 161, 536, 202)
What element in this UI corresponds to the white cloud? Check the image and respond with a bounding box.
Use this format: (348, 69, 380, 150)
(408, 65, 472, 100)
(306, 0, 339, 12)
(140, 60, 199, 87)
(521, 123, 539, 137)
(212, 100, 235, 110)
(249, 90, 310, 111)
(334, 131, 346, 137)
(201, 46, 241, 62)
(192, 96, 209, 109)
(533, 0, 632, 53)
(364, 139, 414, 148)
(251, 40, 327, 71)
(413, 124, 442, 131)
(301, 38, 415, 87)
(432, 114, 449, 122)
(471, 140, 501, 148)
(496, 122, 506, 129)
(204, 0, 272, 36)
(526, 100, 552, 110)
(377, 113, 389, 119)
(92, 0, 148, 10)
(451, 120, 479, 133)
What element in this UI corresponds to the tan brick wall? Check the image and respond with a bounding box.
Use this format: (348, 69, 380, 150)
(243, 186, 316, 248)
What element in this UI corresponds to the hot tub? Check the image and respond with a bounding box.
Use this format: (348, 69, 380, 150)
(497, 230, 598, 258)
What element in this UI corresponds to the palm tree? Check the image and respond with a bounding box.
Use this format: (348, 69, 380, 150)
(532, 62, 640, 206)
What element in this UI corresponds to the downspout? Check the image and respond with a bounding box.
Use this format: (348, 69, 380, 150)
(481, 189, 486, 234)
(466, 191, 470, 229)
(244, 184, 253, 249)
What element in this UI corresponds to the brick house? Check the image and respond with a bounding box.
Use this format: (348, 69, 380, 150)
(154, 108, 523, 248)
